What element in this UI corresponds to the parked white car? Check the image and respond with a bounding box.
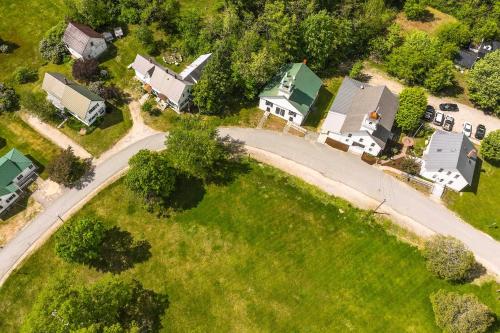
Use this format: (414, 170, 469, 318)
(462, 122, 472, 137)
(434, 111, 444, 126)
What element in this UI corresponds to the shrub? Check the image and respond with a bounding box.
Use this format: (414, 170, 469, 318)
(0, 83, 19, 112)
(141, 98, 155, 113)
(136, 24, 157, 54)
(400, 156, 421, 175)
(404, 0, 428, 21)
(55, 217, 106, 264)
(72, 58, 100, 82)
(47, 147, 92, 187)
(39, 21, 67, 64)
(0, 44, 10, 53)
(436, 22, 471, 48)
(13, 67, 38, 84)
(21, 93, 59, 121)
(349, 61, 364, 80)
(395, 87, 427, 132)
(423, 235, 475, 281)
(480, 130, 500, 163)
(430, 290, 495, 333)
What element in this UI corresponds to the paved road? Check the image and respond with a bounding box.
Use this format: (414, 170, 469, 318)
(0, 133, 166, 284)
(220, 128, 500, 275)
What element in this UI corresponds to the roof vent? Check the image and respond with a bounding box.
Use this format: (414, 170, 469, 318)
(360, 85, 365, 89)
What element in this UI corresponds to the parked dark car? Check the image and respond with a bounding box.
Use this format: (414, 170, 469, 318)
(475, 124, 486, 140)
(439, 103, 459, 112)
(423, 105, 435, 121)
(443, 115, 454, 131)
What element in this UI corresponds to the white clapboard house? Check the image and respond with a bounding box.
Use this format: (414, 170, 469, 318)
(63, 22, 107, 60)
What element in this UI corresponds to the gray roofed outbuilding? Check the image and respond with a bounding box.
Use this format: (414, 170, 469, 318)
(63, 22, 103, 55)
(423, 131, 477, 185)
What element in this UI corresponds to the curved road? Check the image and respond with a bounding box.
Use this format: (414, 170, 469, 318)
(0, 133, 166, 285)
(1, 128, 499, 285)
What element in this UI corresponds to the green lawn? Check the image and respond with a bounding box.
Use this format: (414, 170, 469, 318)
(444, 159, 500, 240)
(0, 162, 498, 332)
(0, 113, 60, 178)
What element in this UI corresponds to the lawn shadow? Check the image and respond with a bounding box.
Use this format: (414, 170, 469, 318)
(98, 43, 118, 63)
(209, 137, 251, 185)
(168, 173, 206, 211)
(303, 86, 334, 128)
(25, 154, 45, 176)
(438, 83, 465, 99)
(0, 137, 5, 149)
(91, 226, 152, 273)
(0, 188, 31, 221)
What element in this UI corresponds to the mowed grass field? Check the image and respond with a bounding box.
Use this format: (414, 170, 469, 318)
(444, 159, 500, 240)
(0, 162, 498, 332)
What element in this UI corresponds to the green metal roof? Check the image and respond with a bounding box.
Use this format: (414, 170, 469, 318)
(0, 148, 33, 196)
(259, 63, 323, 116)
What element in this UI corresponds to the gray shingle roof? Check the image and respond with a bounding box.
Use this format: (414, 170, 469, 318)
(63, 22, 103, 55)
(423, 131, 477, 185)
(322, 77, 398, 147)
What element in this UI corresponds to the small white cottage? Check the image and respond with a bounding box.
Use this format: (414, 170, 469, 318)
(63, 22, 107, 60)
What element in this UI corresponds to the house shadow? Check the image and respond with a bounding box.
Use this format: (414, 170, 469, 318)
(303, 86, 334, 128)
(25, 154, 45, 176)
(90, 226, 152, 273)
(462, 158, 482, 194)
(0, 189, 31, 221)
(97, 43, 118, 63)
(98, 103, 125, 130)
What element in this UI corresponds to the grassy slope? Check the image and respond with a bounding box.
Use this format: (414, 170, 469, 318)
(395, 6, 458, 36)
(444, 159, 500, 240)
(0, 163, 498, 332)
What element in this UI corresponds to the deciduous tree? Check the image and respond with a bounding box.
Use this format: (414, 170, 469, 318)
(39, 21, 67, 64)
(72, 59, 100, 82)
(47, 147, 92, 187)
(395, 87, 427, 132)
(480, 130, 500, 163)
(0, 83, 19, 112)
(467, 51, 500, 115)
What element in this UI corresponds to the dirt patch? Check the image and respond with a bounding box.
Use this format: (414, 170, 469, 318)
(0, 198, 42, 246)
(263, 115, 287, 131)
(395, 6, 457, 36)
(288, 128, 306, 138)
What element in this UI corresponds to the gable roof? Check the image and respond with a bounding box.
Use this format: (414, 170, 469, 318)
(321, 77, 398, 147)
(259, 63, 323, 116)
(132, 54, 191, 104)
(179, 53, 212, 83)
(63, 22, 103, 55)
(42, 72, 104, 120)
(0, 149, 33, 196)
(423, 131, 477, 185)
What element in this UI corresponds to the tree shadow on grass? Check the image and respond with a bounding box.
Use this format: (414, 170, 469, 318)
(91, 226, 152, 273)
(168, 173, 206, 211)
(98, 103, 125, 130)
(209, 137, 251, 185)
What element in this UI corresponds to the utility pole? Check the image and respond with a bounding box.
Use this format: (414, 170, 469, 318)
(373, 199, 386, 214)
(57, 215, 64, 223)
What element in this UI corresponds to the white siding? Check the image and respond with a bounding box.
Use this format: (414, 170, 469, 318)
(259, 97, 304, 125)
(83, 38, 107, 59)
(321, 131, 383, 156)
(420, 163, 469, 191)
(82, 100, 106, 126)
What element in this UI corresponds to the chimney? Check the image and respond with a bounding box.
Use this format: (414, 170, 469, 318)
(303, 58, 307, 65)
(467, 149, 477, 159)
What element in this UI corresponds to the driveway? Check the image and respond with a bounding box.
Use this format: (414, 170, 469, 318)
(0, 133, 166, 285)
(364, 67, 500, 141)
(220, 128, 500, 277)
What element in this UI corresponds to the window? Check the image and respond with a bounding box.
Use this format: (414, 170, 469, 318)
(359, 138, 364, 142)
(438, 168, 444, 172)
(368, 148, 372, 152)
(437, 149, 442, 152)
(275, 107, 285, 117)
(347, 134, 352, 137)
(289, 117, 293, 121)
(432, 175, 437, 179)
(17, 174, 23, 180)
(6, 194, 16, 203)
(448, 181, 454, 185)
(289, 111, 296, 117)
(454, 174, 459, 179)
(29, 164, 34, 169)
(345, 139, 349, 142)
(446, 171, 451, 175)
(265, 100, 273, 107)
(370, 143, 375, 147)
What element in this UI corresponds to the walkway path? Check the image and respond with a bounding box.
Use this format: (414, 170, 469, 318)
(23, 114, 92, 159)
(0, 133, 166, 285)
(364, 67, 500, 140)
(220, 128, 500, 277)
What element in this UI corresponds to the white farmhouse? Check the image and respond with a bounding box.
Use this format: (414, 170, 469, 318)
(318, 77, 398, 156)
(131, 53, 212, 112)
(63, 22, 107, 60)
(420, 130, 477, 191)
(258, 62, 322, 126)
(42, 72, 106, 126)
(0, 149, 37, 216)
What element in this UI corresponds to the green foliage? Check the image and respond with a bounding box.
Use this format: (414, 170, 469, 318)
(395, 87, 427, 132)
(193, 41, 234, 115)
(22, 275, 168, 333)
(141, 98, 155, 114)
(0, 83, 19, 112)
(135, 25, 157, 55)
(13, 66, 38, 84)
(65, 0, 113, 29)
(39, 21, 67, 64)
(430, 290, 495, 333)
(423, 235, 476, 281)
(47, 147, 92, 187)
(369, 23, 403, 61)
(349, 61, 364, 80)
(404, 0, 428, 21)
(480, 130, 500, 163)
(300, 10, 336, 70)
(400, 156, 421, 175)
(424, 60, 455, 93)
(165, 117, 229, 181)
(55, 217, 106, 264)
(72, 58, 100, 82)
(21, 92, 59, 121)
(125, 149, 177, 209)
(467, 51, 500, 114)
(436, 22, 471, 48)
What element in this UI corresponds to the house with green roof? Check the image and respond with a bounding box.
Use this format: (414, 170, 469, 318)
(42, 72, 106, 126)
(259, 62, 322, 125)
(0, 149, 37, 216)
